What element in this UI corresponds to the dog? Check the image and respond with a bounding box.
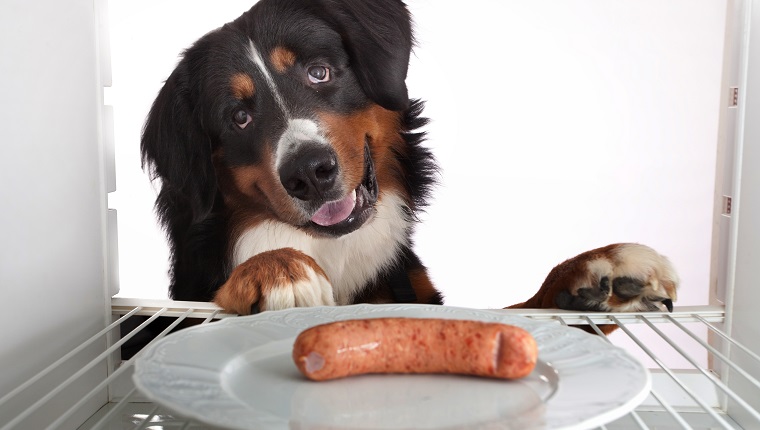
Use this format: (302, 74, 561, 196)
(140, 0, 678, 327)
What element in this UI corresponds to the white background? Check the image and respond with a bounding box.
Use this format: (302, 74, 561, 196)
(108, 0, 726, 331)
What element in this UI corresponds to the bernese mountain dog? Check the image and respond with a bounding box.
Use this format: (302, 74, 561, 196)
(140, 0, 678, 328)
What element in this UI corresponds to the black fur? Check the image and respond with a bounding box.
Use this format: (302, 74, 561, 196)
(140, 0, 439, 304)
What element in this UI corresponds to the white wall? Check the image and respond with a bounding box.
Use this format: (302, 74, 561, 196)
(0, 0, 110, 427)
(107, 0, 256, 298)
(726, 0, 760, 424)
(108, 0, 726, 316)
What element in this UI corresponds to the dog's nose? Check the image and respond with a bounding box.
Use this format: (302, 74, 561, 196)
(279, 145, 339, 201)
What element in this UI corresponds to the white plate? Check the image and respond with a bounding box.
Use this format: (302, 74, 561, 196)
(133, 304, 650, 430)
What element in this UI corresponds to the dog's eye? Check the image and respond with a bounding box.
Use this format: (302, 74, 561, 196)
(307, 66, 330, 84)
(233, 110, 252, 129)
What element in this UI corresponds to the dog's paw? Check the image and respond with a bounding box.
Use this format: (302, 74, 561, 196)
(213, 247, 335, 315)
(550, 243, 678, 313)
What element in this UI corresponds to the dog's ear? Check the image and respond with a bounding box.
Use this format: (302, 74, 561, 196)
(140, 61, 217, 232)
(319, 0, 413, 111)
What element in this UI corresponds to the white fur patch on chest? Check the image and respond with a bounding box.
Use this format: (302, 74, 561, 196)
(232, 193, 411, 305)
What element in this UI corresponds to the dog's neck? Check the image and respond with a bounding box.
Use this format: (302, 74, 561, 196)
(232, 192, 412, 305)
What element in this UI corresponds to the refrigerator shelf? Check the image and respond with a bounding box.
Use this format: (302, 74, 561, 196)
(3, 299, 757, 430)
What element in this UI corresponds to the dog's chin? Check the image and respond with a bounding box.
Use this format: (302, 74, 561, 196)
(304, 145, 378, 238)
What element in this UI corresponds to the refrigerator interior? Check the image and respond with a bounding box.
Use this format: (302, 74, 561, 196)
(1, 0, 760, 429)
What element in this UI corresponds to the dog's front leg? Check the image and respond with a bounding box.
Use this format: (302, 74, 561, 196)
(213, 247, 335, 315)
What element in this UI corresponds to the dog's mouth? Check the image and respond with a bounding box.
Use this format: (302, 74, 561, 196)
(307, 143, 378, 236)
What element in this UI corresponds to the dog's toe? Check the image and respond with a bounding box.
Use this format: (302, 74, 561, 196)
(611, 276, 646, 299)
(555, 289, 607, 311)
(263, 264, 335, 311)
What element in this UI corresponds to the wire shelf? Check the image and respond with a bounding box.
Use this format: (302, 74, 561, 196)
(1, 299, 758, 430)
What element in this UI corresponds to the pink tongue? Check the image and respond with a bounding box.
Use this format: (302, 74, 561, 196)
(311, 191, 356, 226)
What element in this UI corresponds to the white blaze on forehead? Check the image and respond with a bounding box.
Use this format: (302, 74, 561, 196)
(246, 39, 329, 171)
(275, 118, 330, 170)
(247, 38, 288, 116)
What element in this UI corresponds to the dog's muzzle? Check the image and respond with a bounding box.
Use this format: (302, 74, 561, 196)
(279, 142, 378, 237)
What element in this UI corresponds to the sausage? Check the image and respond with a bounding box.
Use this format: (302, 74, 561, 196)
(292, 317, 538, 381)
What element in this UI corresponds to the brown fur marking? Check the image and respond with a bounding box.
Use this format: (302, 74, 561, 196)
(408, 267, 439, 304)
(230, 73, 255, 100)
(270, 46, 296, 73)
(318, 105, 406, 200)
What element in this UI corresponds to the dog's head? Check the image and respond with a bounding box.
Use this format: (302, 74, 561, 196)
(141, 0, 415, 238)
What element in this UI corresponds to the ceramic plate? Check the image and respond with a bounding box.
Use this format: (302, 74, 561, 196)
(133, 304, 650, 429)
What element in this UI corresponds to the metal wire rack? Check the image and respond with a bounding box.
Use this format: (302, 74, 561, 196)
(1, 298, 757, 430)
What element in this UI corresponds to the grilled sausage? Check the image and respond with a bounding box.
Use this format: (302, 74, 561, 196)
(292, 317, 538, 381)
